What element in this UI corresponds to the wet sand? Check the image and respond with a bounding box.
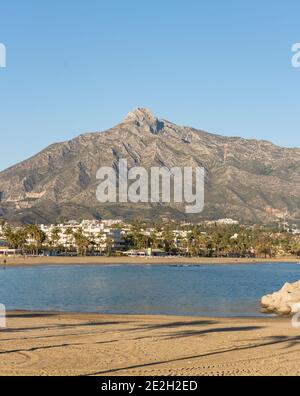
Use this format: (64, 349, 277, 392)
(0, 311, 299, 376)
(1, 256, 300, 267)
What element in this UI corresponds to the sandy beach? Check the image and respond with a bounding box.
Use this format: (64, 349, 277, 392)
(0, 311, 300, 376)
(1, 256, 300, 267)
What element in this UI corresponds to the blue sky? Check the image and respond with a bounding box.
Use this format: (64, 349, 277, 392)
(0, 0, 299, 171)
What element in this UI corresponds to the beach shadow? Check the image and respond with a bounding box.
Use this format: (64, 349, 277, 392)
(0, 329, 121, 343)
(86, 330, 300, 376)
(0, 320, 132, 334)
(0, 341, 87, 355)
(165, 325, 263, 339)
(261, 335, 300, 349)
(6, 313, 58, 319)
(137, 320, 217, 331)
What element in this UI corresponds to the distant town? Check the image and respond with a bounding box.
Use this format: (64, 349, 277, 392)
(1, 217, 300, 259)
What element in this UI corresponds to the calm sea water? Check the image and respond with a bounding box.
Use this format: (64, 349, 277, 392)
(0, 263, 300, 317)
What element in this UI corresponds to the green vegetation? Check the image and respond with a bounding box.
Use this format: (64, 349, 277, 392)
(1, 220, 300, 258)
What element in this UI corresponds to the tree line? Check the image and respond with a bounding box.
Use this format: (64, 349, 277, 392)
(1, 220, 300, 258)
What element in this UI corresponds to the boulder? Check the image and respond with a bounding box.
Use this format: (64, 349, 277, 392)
(260, 280, 300, 315)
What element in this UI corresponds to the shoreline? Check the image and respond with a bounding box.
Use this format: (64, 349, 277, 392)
(1, 256, 300, 267)
(6, 308, 269, 320)
(1, 310, 297, 376)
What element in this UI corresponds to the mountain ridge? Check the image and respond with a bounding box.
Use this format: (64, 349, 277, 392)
(1, 108, 299, 224)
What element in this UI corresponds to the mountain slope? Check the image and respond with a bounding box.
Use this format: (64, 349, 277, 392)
(1, 108, 300, 224)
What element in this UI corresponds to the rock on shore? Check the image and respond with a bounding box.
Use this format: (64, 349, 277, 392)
(261, 280, 300, 315)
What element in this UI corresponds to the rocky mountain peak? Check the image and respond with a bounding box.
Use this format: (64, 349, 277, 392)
(123, 108, 165, 134)
(124, 107, 155, 122)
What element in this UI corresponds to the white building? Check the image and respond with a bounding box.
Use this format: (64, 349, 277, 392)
(40, 220, 124, 251)
(205, 218, 239, 226)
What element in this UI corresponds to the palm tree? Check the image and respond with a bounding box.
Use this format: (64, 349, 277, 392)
(195, 233, 209, 257)
(64, 227, 74, 251)
(4, 225, 23, 250)
(149, 231, 160, 249)
(51, 227, 61, 251)
(161, 227, 174, 253)
(105, 237, 114, 256)
(255, 233, 273, 258)
(96, 232, 105, 254)
(73, 229, 90, 256)
(290, 239, 300, 257)
(25, 225, 46, 255)
(0, 219, 6, 235)
(210, 229, 223, 257)
(14, 229, 28, 252)
(178, 236, 189, 256)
